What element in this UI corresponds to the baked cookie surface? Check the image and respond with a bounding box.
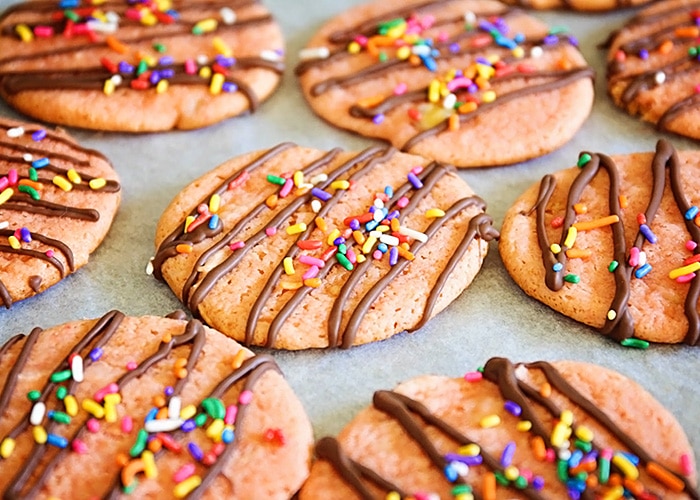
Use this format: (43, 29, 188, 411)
(0, 118, 120, 309)
(500, 140, 700, 346)
(300, 357, 697, 499)
(0, 0, 285, 132)
(606, 0, 700, 140)
(151, 143, 498, 350)
(0, 310, 313, 499)
(295, 0, 594, 168)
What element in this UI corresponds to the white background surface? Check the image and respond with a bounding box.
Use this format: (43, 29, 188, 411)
(0, 0, 698, 475)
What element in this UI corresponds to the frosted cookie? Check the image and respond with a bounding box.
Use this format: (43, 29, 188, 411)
(0, 1, 284, 132)
(0, 118, 120, 309)
(151, 143, 499, 350)
(295, 0, 594, 168)
(0, 310, 313, 498)
(606, 0, 700, 140)
(500, 0, 654, 12)
(500, 139, 700, 346)
(300, 357, 697, 499)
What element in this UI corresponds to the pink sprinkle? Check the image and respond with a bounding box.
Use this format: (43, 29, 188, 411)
(600, 448, 614, 460)
(86, 418, 100, 433)
(45, 250, 54, 258)
(94, 383, 119, 403)
(677, 273, 697, 284)
(545, 448, 556, 463)
(681, 453, 693, 476)
(126, 361, 137, 371)
(436, 31, 449, 42)
(71, 439, 88, 454)
(411, 165, 424, 175)
(238, 390, 253, 405)
(211, 442, 226, 456)
(0, 177, 8, 191)
(420, 14, 435, 29)
(628, 247, 640, 267)
(464, 371, 482, 382)
(8, 169, 18, 186)
(125, 8, 142, 20)
(34, 25, 54, 37)
(299, 255, 325, 268)
(372, 249, 383, 260)
(279, 178, 294, 198)
(342, 228, 352, 239)
(265, 227, 277, 237)
(520, 468, 534, 482)
(197, 204, 209, 214)
(121, 416, 133, 434)
(173, 463, 196, 483)
(397, 196, 410, 209)
(393, 82, 408, 95)
(695, 84, 700, 94)
(302, 265, 320, 280)
(229, 241, 245, 251)
(686, 240, 697, 251)
(346, 248, 357, 264)
(224, 405, 238, 425)
(447, 76, 472, 92)
(354, 35, 368, 46)
(184, 59, 197, 75)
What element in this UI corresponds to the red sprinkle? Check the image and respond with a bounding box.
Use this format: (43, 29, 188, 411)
(297, 240, 323, 250)
(228, 171, 249, 190)
(615, 50, 626, 62)
(130, 79, 150, 90)
(637, 213, 647, 225)
(408, 108, 421, 121)
(202, 452, 217, 466)
(471, 34, 492, 47)
(551, 216, 564, 229)
(100, 57, 118, 74)
(683, 254, 700, 265)
(212, 442, 226, 456)
(321, 246, 337, 261)
(343, 213, 373, 226)
(156, 433, 182, 452)
(264, 428, 287, 446)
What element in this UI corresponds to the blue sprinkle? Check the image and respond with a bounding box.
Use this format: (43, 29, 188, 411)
(407, 172, 423, 189)
(533, 476, 545, 490)
(333, 237, 345, 246)
(444, 453, 482, 466)
(188, 442, 204, 461)
(47, 434, 68, 448)
(501, 441, 516, 467)
(181, 419, 197, 433)
(685, 206, 699, 220)
(369, 205, 376, 214)
(619, 451, 640, 465)
(503, 400, 522, 416)
(222, 82, 238, 93)
(59, 0, 79, 8)
(222, 428, 234, 443)
(634, 263, 652, 279)
(32, 157, 49, 169)
(349, 219, 360, 231)
(495, 36, 516, 49)
(118, 61, 134, 74)
(568, 449, 583, 468)
(377, 243, 388, 253)
(311, 187, 332, 201)
(145, 408, 158, 422)
(31, 129, 46, 141)
(567, 479, 585, 494)
(165, 9, 180, 20)
(365, 220, 379, 231)
(639, 223, 657, 244)
(444, 463, 458, 482)
(389, 246, 398, 266)
(89, 347, 103, 362)
(20, 227, 31, 243)
(386, 210, 400, 220)
(384, 185, 393, 197)
(553, 262, 564, 272)
(158, 56, 174, 66)
(514, 33, 525, 43)
(419, 55, 437, 72)
(372, 114, 385, 125)
(208, 214, 219, 230)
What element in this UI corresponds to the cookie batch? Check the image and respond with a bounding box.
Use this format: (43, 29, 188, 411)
(0, 0, 699, 499)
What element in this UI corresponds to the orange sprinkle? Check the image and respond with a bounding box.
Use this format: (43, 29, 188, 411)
(156, 407, 168, 419)
(475, 76, 490, 89)
(619, 195, 629, 209)
(573, 203, 587, 214)
(571, 459, 598, 475)
(566, 248, 592, 259)
(174, 358, 188, 369)
(304, 278, 321, 288)
(658, 40, 674, 54)
(396, 246, 415, 261)
(232, 349, 247, 370)
(531, 435, 546, 461)
(390, 218, 400, 232)
(353, 230, 366, 245)
(175, 368, 188, 379)
(557, 58, 573, 70)
(280, 280, 303, 291)
(540, 382, 552, 398)
(265, 194, 278, 209)
(608, 473, 623, 487)
(646, 462, 686, 492)
(315, 216, 327, 233)
(148, 438, 162, 453)
(161, 333, 172, 343)
(448, 113, 460, 131)
(18, 179, 43, 191)
(121, 459, 145, 488)
(153, 395, 166, 408)
(586, 474, 599, 490)
(356, 94, 385, 108)
(106, 35, 130, 54)
(573, 215, 620, 231)
(408, 54, 421, 66)
(458, 102, 478, 114)
(176, 243, 193, 254)
(115, 453, 130, 467)
(482, 472, 496, 500)
(295, 186, 311, 196)
(675, 26, 700, 38)
(623, 478, 645, 497)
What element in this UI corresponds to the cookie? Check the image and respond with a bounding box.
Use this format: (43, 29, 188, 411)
(0, 118, 120, 309)
(0, 310, 313, 498)
(300, 357, 697, 499)
(499, 0, 653, 12)
(606, 0, 700, 140)
(295, 0, 594, 168)
(151, 143, 499, 350)
(500, 139, 700, 346)
(0, 1, 284, 132)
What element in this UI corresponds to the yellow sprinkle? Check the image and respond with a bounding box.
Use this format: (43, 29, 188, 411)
(669, 262, 700, 280)
(199, 66, 212, 79)
(286, 223, 307, 235)
(141, 12, 157, 26)
(550, 421, 569, 448)
(560, 410, 573, 426)
(315, 216, 328, 233)
(428, 80, 441, 103)
(516, 420, 532, 432)
(504, 465, 519, 481)
(283, 257, 295, 275)
(8, 235, 20, 250)
(458, 444, 480, 456)
(602, 485, 625, 500)
(550, 243, 561, 254)
(362, 235, 377, 254)
(481, 90, 497, 103)
(180, 404, 197, 421)
(330, 180, 350, 190)
(353, 230, 366, 245)
(194, 18, 218, 33)
(476, 63, 495, 79)
(176, 243, 193, 254)
(612, 453, 639, 480)
(0, 187, 14, 205)
(574, 425, 594, 442)
(304, 278, 321, 288)
(375, 224, 389, 233)
(397, 46, 411, 59)
(386, 492, 401, 500)
(213, 36, 232, 56)
(356, 254, 366, 263)
(347, 41, 361, 54)
(15, 23, 33, 42)
(174, 475, 202, 498)
(326, 228, 341, 245)
(184, 215, 195, 233)
(52, 175, 73, 192)
(103, 79, 115, 96)
(293, 171, 304, 187)
(0, 437, 15, 458)
(208, 194, 221, 214)
(280, 280, 303, 290)
(156, 79, 169, 94)
(67, 169, 82, 184)
(563, 226, 577, 248)
(64, 395, 78, 417)
(89, 178, 107, 190)
(104, 393, 121, 405)
(104, 401, 118, 423)
(82, 399, 105, 419)
(607, 310, 617, 321)
(231, 349, 247, 370)
(33, 426, 48, 444)
(210, 73, 225, 95)
(511, 46, 525, 58)
(479, 414, 501, 428)
(425, 208, 445, 218)
(206, 419, 225, 441)
(142, 450, 157, 478)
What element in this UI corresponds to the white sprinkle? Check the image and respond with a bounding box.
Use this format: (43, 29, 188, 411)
(373, 198, 384, 209)
(144, 418, 183, 433)
(638, 250, 647, 267)
(196, 54, 210, 65)
(464, 11, 477, 26)
(398, 226, 428, 243)
(309, 173, 328, 185)
(71, 355, 84, 383)
(110, 74, 123, 86)
(30, 402, 46, 426)
(299, 182, 314, 190)
(530, 46, 543, 59)
(411, 44, 431, 57)
(105, 11, 120, 24)
(87, 20, 118, 34)
(299, 46, 330, 61)
(379, 234, 400, 246)
(443, 93, 457, 110)
(373, 208, 385, 222)
(22, 153, 33, 162)
(558, 448, 572, 461)
(145, 258, 154, 276)
(450, 461, 470, 477)
(369, 230, 382, 239)
(0, 221, 8, 230)
(220, 7, 236, 25)
(168, 396, 182, 420)
(654, 71, 666, 85)
(311, 199, 322, 213)
(260, 49, 282, 62)
(7, 127, 24, 138)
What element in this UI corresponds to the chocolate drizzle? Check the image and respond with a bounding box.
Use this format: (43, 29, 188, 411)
(152, 143, 498, 349)
(0, 311, 281, 498)
(530, 140, 700, 345)
(313, 357, 696, 499)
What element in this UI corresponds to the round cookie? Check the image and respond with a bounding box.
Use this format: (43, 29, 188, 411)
(295, 0, 594, 168)
(0, 118, 120, 309)
(500, 139, 700, 346)
(0, 1, 284, 132)
(151, 143, 499, 350)
(606, 0, 700, 140)
(0, 310, 313, 499)
(300, 357, 697, 499)
(499, 0, 654, 12)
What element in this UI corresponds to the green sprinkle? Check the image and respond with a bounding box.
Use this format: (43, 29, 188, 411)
(27, 390, 41, 401)
(577, 153, 592, 168)
(338, 243, 347, 255)
(454, 101, 463, 109)
(336, 252, 354, 271)
(477, 365, 484, 373)
(153, 43, 166, 53)
(494, 471, 509, 486)
(129, 429, 148, 457)
(18, 184, 40, 200)
(574, 472, 588, 482)
(557, 459, 569, 482)
(514, 476, 528, 489)
(194, 413, 208, 427)
(50, 370, 72, 383)
(564, 273, 580, 284)
(549, 26, 569, 35)
(690, 47, 698, 57)
(201, 397, 225, 420)
(136, 60, 149, 76)
(451, 484, 472, 495)
(266, 174, 286, 186)
(63, 10, 79, 22)
(122, 478, 138, 494)
(378, 18, 404, 35)
(50, 411, 71, 424)
(378, 51, 388, 63)
(29, 167, 38, 182)
(599, 457, 611, 484)
(56, 386, 68, 400)
(575, 439, 592, 453)
(192, 26, 203, 35)
(620, 338, 649, 349)
(608, 260, 619, 272)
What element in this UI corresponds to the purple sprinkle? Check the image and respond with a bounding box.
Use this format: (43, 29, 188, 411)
(215, 55, 236, 67)
(543, 34, 558, 45)
(188, 442, 204, 461)
(476, 56, 490, 65)
(467, 83, 478, 93)
(311, 187, 332, 201)
(160, 69, 175, 79)
(444, 453, 483, 466)
(118, 61, 134, 74)
(407, 172, 423, 189)
(449, 43, 460, 53)
(158, 56, 174, 66)
(20, 227, 31, 243)
(349, 219, 360, 231)
(164, 386, 174, 397)
(181, 419, 196, 433)
(568, 35, 579, 47)
(639, 223, 657, 244)
(372, 114, 385, 125)
(222, 82, 238, 93)
(369, 205, 376, 214)
(386, 210, 400, 220)
(639, 49, 649, 60)
(478, 20, 494, 31)
(149, 71, 161, 85)
(89, 347, 103, 362)
(583, 450, 598, 462)
(333, 237, 345, 246)
(31, 129, 46, 141)
(533, 476, 545, 490)
(500, 441, 516, 467)
(567, 489, 581, 500)
(389, 246, 399, 266)
(504, 400, 522, 417)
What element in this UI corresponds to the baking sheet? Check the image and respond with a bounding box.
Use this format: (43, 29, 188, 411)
(0, 0, 698, 474)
